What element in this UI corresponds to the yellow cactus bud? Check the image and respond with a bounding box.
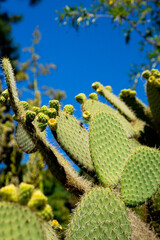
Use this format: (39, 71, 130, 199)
(0, 184, 18, 202)
(48, 118, 58, 131)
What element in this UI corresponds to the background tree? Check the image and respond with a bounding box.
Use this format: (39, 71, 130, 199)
(57, 0, 160, 88)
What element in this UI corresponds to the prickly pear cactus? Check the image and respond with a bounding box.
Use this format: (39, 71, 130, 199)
(1, 58, 160, 239)
(66, 187, 131, 240)
(0, 201, 58, 240)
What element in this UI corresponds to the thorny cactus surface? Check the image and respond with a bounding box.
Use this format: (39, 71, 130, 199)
(0, 58, 160, 239)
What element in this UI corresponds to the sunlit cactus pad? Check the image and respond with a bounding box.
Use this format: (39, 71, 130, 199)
(65, 187, 131, 240)
(16, 123, 37, 153)
(83, 99, 135, 138)
(89, 111, 137, 186)
(54, 111, 94, 173)
(121, 146, 160, 206)
(0, 201, 47, 240)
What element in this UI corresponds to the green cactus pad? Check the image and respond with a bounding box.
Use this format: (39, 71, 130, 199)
(65, 187, 131, 240)
(121, 146, 160, 206)
(146, 79, 160, 126)
(16, 123, 37, 153)
(94, 84, 136, 121)
(54, 111, 94, 173)
(0, 201, 58, 240)
(2, 58, 20, 112)
(82, 99, 135, 138)
(18, 182, 34, 205)
(89, 112, 138, 186)
(119, 89, 151, 124)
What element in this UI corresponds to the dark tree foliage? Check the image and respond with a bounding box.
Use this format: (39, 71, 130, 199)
(0, 0, 41, 62)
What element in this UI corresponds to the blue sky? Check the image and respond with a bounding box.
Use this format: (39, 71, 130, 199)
(2, 0, 148, 120)
(0, 0, 150, 168)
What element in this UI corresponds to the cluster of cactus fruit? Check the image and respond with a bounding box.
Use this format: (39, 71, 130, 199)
(0, 58, 160, 239)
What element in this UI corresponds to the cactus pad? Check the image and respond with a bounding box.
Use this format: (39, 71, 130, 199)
(54, 111, 94, 173)
(16, 123, 37, 153)
(2, 58, 19, 112)
(65, 187, 131, 240)
(121, 146, 160, 206)
(0, 201, 58, 240)
(82, 99, 135, 138)
(89, 112, 138, 186)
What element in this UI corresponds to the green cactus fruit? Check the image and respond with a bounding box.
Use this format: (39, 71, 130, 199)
(20, 101, 29, 110)
(91, 81, 101, 90)
(82, 111, 91, 121)
(53, 111, 94, 173)
(0, 95, 7, 105)
(121, 146, 160, 206)
(0, 201, 58, 240)
(38, 122, 48, 132)
(65, 187, 131, 240)
(142, 70, 151, 79)
(75, 93, 87, 104)
(94, 83, 136, 122)
(37, 112, 49, 123)
(63, 104, 74, 115)
(82, 99, 135, 138)
(33, 106, 40, 114)
(105, 85, 112, 92)
(28, 190, 47, 209)
(2, 58, 20, 112)
(26, 110, 36, 122)
(37, 204, 53, 221)
(89, 92, 98, 100)
(18, 182, 34, 205)
(0, 184, 18, 202)
(40, 105, 49, 115)
(89, 112, 138, 186)
(47, 108, 57, 118)
(49, 100, 60, 111)
(16, 123, 37, 153)
(48, 118, 57, 131)
(151, 69, 160, 77)
(2, 89, 9, 99)
(119, 89, 152, 124)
